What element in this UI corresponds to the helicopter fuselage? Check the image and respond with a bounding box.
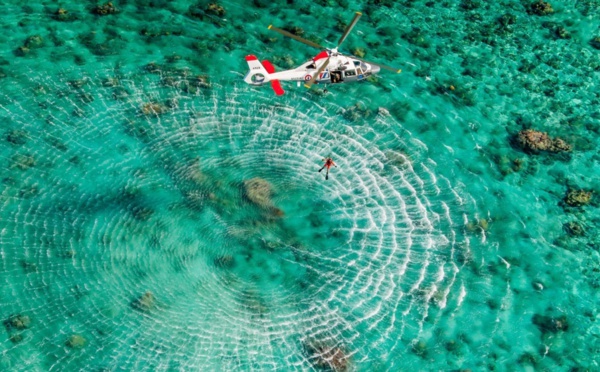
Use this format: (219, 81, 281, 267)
(244, 51, 380, 91)
(245, 12, 398, 95)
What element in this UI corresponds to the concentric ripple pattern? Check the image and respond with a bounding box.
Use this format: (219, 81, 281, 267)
(0, 67, 475, 371)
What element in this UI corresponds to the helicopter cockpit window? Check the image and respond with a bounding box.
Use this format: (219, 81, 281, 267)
(360, 62, 368, 70)
(353, 61, 361, 67)
(344, 69, 357, 77)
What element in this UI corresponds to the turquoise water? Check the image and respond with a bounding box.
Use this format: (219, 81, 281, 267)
(1, 0, 599, 370)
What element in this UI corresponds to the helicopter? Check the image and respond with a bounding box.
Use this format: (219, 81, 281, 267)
(244, 11, 401, 96)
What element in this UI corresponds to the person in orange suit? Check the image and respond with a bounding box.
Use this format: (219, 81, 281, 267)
(318, 157, 336, 180)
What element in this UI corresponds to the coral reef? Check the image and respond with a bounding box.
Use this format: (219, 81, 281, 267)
(206, 3, 226, 17)
(563, 221, 584, 236)
(554, 26, 570, 39)
(563, 189, 592, 207)
(3, 314, 31, 332)
(93, 3, 119, 16)
(342, 102, 373, 122)
(411, 339, 428, 357)
(3, 314, 31, 345)
(5, 129, 28, 145)
(131, 291, 156, 312)
(516, 129, 571, 153)
(189, 2, 226, 25)
(66, 334, 86, 348)
(466, 218, 489, 232)
(15, 35, 45, 56)
(243, 178, 273, 208)
(351, 47, 365, 58)
(532, 314, 568, 334)
(25, 35, 44, 48)
(214, 255, 234, 268)
(528, 1, 553, 16)
(304, 342, 349, 371)
(141, 102, 169, 115)
(54, 8, 75, 22)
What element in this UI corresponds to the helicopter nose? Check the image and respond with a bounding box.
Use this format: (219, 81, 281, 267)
(370, 64, 381, 74)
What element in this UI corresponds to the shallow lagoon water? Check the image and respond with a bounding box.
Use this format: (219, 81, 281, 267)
(0, 0, 599, 371)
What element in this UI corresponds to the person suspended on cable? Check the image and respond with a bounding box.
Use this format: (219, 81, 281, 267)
(318, 157, 336, 180)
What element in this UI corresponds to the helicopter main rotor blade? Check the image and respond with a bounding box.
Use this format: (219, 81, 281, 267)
(304, 56, 330, 89)
(352, 55, 402, 73)
(268, 25, 325, 50)
(337, 11, 362, 48)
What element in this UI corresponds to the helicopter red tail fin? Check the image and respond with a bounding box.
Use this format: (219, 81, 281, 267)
(262, 60, 285, 96)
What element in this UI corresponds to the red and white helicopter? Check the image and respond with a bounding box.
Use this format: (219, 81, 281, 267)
(244, 11, 401, 96)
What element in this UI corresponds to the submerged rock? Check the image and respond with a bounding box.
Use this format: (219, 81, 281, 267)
(529, 0, 553, 16)
(66, 334, 86, 348)
(102, 77, 120, 87)
(304, 342, 349, 371)
(498, 13, 516, 27)
(141, 102, 169, 115)
(342, 102, 372, 122)
(54, 8, 75, 22)
(189, 2, 225, 24)
(15, 46, 30, 57)
(590, 37, 600, 50)
(206, 3, 226, 17)
(564, 189, 592, 207)
(5, 129, 28, 145)
(532, 314, 568, 333)
(352, 47, 365, 58)
(554, 26, 571, 39)
(282, 25, 304, 37)
(243, 178, 272, 208)
(466, 218, 489, 232)
(3, 314, 31, 332)
(563, 221, 585, 236)
(516, 129, 571, 153)
(11, 154, 35, 170)
(24, 35, 43, 48)
(93, 2, 119, 16)
(411, 339, 428, 357)
(131, 292, 155, 312)
(144, 62, 162, 74)
(214, 255, 234, 269)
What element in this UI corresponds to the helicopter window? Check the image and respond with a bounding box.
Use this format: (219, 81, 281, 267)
(354, 61, 361, 67)
(344, 69, 356, 77)
(361, 62, 368, 70)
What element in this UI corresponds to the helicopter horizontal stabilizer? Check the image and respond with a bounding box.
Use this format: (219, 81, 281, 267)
(261, 60, 285, 96)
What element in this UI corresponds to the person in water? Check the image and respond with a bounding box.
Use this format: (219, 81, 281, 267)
(318, 157, 336, 180)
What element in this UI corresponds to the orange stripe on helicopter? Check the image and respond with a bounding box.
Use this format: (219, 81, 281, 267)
(261, 60, 285, 96)
(245, 55, 258, 61)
